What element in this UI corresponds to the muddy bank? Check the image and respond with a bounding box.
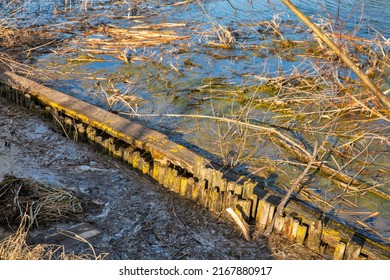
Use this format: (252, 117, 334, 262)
(0, 97, 323, 259)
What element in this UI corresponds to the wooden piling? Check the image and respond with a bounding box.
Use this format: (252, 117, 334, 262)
(234, 184, 243, 196)
(86, 126, 96, 142)
(186, 177, 195, 199)
(226, 192, 238, 210)
(209, 189, 223, 213)
(151, 161, 160, 181)
(249, 194, 258, 219)
(296, 224, 308, 245)
(307, 220, 323, 252)
(163, 167, 172, 189)
(242, 180, 257, 200)
(274, 216, 285, 234)
(132, 151, 141, 170)
(267, 204, 275, 225)
(179, 176, 188, 197)
(345, 241, 362, 260)
(237, 199, 252, 222)
(256, 200, 271, 231)
(123, 147, 134, 164)
(76, 123, 86, 140)
(227, 181, 235, 192)
(333, 242, 346, 260)
(282, 216, 293, 239)
(142, 160, 150, 175)
(158, 164, 167, 185)
(220, 178, 227, 192)
(190, 178, 200, 201)
(289, 219, 300, 241)
(170, 169, 179, 191)
(173, 175, 182, 193)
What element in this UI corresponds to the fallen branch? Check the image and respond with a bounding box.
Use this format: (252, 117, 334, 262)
(263, 147, 317, 236)
(281, 0, 390, 113)
(120, 111, 390, 200)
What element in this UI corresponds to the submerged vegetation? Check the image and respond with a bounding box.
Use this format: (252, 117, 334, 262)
(1, 0, 390, 255)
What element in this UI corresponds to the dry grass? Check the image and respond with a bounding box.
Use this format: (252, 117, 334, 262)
(0, 176, 106, 260)
(0, 214, 105, 260)
(0, 175, 83, 229)
(71, 23, 189, 61)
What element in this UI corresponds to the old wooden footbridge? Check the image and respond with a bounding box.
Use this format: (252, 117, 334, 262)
(1, 70, 389, 260)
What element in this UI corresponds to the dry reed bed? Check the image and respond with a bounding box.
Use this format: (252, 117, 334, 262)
(72, 23, 189, 58)
(0, 215, 104, 260)
(0, 175, 83, 228)
(0, 175, 103, 260)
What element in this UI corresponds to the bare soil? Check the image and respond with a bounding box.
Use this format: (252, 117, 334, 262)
(0, 97, 323, 260)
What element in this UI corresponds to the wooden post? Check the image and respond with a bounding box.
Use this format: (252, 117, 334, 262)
(274, 216, 285, 234)
(201, 187, 209, 208)
(76, 123, 86, 140)
(169, 169, 178, 191)
(249, 194, 258, 219)
(282, 216, 294, 239)
(234, 184, 243, 196)
(242, 180, 256, 200)
(345, 241, 362, 260)
(220, 178, 228, 192)
(142, 160, 150, 175)
(86, 126, 96, 142)
(186, 177, 195, 199)
(158, 164, 167, 185)
(113, 144, 124, 159)
(296, 224, 308, 245)
(227, 181, 235, 192)
(237, 199, 252, 222)
(173, 175, 182, 193)
(151, 161, 160, 181)
(306, 220, 323, 252)
(210, 189, 222, 213)
(289, 219, 300, 241)
(163, 167, 172, 188)
(193, 156, 205, 179)
(267, 204, 275, 225)
(191, 178, 200, 201)
(123, 147, 134, 164)
(211, 169, 223, 189)
(132, 151, 140, 170)
(228, 192, 238, 210)
(256, 200, 271, 231)
(179, 176, 188, 197)
(333, 242, 346, 260)
(137, 154, 145, 171)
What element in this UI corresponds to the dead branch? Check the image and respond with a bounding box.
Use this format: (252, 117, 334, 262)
(281, 0, 390, 113)
(264, 147, 317, 236)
